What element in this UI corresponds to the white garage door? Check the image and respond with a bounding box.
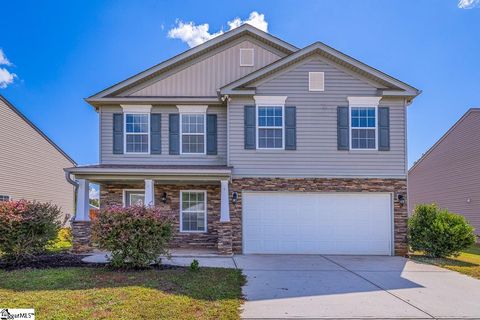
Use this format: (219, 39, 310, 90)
(243, 192, 392, 255)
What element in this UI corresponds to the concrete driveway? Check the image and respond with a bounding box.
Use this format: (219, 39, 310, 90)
(237, 255, 480, 319)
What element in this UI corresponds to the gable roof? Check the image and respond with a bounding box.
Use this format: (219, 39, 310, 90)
(409, 108, 480, 173)
(0, 95, 76, 165)
(220, 41, 421, 98)
(86, 24, 298, 104)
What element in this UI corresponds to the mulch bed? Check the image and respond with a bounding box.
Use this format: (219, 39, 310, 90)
(0, 253, 184, 271)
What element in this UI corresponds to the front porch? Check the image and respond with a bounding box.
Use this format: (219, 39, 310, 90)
(64, 164, 234, 255)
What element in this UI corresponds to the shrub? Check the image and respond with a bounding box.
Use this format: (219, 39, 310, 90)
(46, 227, 72, 252)
(190, 259, 200, 271)
(91, 205, 173, 268)
(408, 204, 476, 258)
(0, 200, 62, 262)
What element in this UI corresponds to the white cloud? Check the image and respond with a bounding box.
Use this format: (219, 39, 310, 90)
(168, 11, 268, 48)
(0, 68, 16, 89)
(89, 186, 99, 200)
(458, 0, 480, 9)
(0, 49, 16, 88)
(0, 49, 11, 66)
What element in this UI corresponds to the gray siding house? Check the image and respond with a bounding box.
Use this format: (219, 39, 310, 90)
(409, 109, 480, 239)
(0, 95, 76, 220)
(66, 25, 420, 255)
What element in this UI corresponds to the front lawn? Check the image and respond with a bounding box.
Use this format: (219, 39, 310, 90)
(0, 267, 245, 319)
(411, 244, 480, 279)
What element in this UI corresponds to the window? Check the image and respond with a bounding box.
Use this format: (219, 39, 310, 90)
(309, 72, 325, 91)
(180, 191, 207, 232)
(0, 195, 10, 202)
(181, 114, 205, 154)
(257, 106, 284, 149)
(350, 107, 377, 149)
(240, 48, 254, 66)
(125, 113, 149, 153)
(124, 190, 145, 207)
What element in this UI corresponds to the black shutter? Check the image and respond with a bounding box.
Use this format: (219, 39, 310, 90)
(244, 106, 256, 149)
(378, 107, 390, 151)
(113, 113, 123, 154)
(337, 106, 349, 150)
(169, 114, 180, 155)
(285, 106, 296, 150)
(206, 114, 217, 155)
(150, 113, 161, 154)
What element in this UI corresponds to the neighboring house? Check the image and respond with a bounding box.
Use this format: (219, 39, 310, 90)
(409, 109, 480, 239)
(0, 95, 76, 222)
(65, 25, 420, 255)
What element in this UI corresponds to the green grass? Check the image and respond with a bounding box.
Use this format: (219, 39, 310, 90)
(411, 244, 480, 279)
(0, 267, 245, 320)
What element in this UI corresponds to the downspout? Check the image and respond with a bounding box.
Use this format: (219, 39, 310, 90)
(64, 171, 78, 224)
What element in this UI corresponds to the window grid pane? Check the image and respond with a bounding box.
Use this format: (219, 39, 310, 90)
(351, 107, 376, 149)
(258, 106, 283, 149)
(181, 192, 206, 232)
(126, 114, 149, 133)
(126, 134, 149, 153)
(181, 114, 205, 153)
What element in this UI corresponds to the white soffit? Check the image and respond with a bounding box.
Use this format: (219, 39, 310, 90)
(348, 96, 382, 107)
(121, 104, 152, 113)
(176, 105, 209, 113)
(254, 95, 288, 105)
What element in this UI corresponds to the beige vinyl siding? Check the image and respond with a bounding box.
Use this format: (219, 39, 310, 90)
(128, 38, 283, 97)
(100, 105, 227, 165)
(228, 57, 407, 178)
(408, 110, 480, 236)
(0, 99, 74, 218)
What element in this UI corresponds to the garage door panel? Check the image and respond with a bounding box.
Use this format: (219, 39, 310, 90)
(243, 192, 392, 255)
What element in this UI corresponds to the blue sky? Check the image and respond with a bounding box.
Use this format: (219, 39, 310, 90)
(1, 0, 479, 169)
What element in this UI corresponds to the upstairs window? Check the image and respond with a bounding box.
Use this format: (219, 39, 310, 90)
(125, 113, 149, 153)
(0, 195, 10, 202)
(181, 114, 205, 154)
(240, 48, 254, 67)
(351, 107, 377, 149)
(257, 106, 284, 149)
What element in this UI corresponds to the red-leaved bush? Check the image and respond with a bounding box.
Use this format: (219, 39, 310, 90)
(91, 205, 173, 268)
(0, 200, 62, 262)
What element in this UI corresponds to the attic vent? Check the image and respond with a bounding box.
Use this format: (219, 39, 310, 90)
(240, 48, 254, 67)
(309, 72, 325, 91)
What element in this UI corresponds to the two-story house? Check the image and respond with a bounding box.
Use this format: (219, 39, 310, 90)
(66, 24, 420, 255)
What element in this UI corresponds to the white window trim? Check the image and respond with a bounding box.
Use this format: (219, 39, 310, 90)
(0, 194, 11, 202)
(124, 112, 150, 154)
(180, 190, 207, 233)
(122, 189, 145, 207)
(309, 72, 325, 91)
(349, 105, 379, 151)
(180, 113, 207, 155)
(256, 104, 286, 150)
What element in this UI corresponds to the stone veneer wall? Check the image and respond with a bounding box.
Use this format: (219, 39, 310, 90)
(229, 178, 408, 256)
(100, 183, 221, 250)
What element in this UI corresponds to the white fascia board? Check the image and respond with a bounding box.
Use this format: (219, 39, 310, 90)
(254, 95, 288, 105)
(348, 96, 382, 107)
(121, 104, 152, 113)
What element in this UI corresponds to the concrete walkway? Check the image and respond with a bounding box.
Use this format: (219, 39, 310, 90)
(82, 253, 480, 319)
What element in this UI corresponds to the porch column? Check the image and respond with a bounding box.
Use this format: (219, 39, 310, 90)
(75, 179, 90, 221)
(220, 180, 230, 222)
(144, 179, 155, 207)
(72, 179, 92, 253)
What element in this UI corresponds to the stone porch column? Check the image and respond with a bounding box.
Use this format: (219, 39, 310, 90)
(72, 179, 93, 253)
(144, 179, 155, 207)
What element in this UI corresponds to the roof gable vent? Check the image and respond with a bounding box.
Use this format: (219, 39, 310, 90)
(240, 48, 254, 67)
(309, 72, 325, 91)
